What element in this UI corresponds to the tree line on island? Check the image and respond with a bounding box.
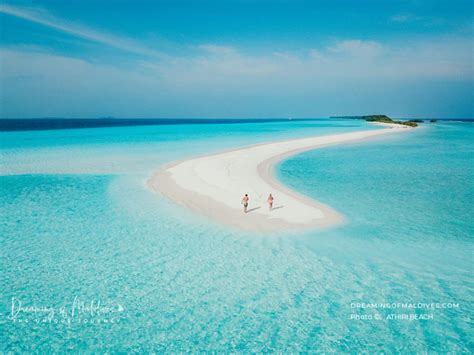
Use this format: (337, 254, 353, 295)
(331, 115, 438, 127)
(364, 115, 419, 127)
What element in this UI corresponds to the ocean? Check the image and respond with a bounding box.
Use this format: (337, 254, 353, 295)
(1, 118, 472, 352)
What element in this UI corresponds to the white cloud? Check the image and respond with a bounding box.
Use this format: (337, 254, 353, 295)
(1, 36, 472, 118)
(157, 38, 471, 85)
(197, 44, 240, 57)
(390, 14, 421, 23)
(389, 13, 447, 27)
(328, 40, 383, 58)
(0, 4, 164, 58)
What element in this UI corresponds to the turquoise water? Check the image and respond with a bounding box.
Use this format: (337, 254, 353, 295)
(1, 119, 473, 352)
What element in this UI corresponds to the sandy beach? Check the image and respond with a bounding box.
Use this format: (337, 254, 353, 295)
(148, 125, 412, 232)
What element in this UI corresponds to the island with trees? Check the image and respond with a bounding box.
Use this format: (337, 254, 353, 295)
(332, 115, 419, 127)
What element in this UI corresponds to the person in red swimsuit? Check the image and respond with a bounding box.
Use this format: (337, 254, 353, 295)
(267, 193, 274, 211)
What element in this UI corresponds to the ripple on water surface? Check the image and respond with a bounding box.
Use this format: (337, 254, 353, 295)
(1, 121, 473, 352)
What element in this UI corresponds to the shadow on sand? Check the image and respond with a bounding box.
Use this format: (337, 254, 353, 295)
(245, 206, 284, 213)
(247, 207, 261, 213)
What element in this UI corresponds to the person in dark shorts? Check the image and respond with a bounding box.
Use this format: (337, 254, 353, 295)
(241, 194, 249, 213)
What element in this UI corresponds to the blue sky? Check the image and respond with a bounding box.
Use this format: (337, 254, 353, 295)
(0, 0, 472, 118)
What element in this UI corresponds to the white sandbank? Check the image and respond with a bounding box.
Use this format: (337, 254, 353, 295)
(148, 125, 413, 232)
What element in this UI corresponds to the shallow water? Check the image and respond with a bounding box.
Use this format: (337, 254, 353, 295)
(1, 119, 472, 352)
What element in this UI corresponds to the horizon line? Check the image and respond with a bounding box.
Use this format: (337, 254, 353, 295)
(1, 117, 473, 121)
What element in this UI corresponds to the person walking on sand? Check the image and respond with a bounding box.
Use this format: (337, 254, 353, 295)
(241, 194, 249, 213)
(267, 193, 274, 211)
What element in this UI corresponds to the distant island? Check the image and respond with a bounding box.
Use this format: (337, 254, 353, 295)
(363, 115, 419, 127)
(331, 115, 419, 127)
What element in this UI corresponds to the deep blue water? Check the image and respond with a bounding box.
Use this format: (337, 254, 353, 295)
(1, 118, 472, 132)
(0, 118, 317, 131)
(1, 119, 472, 352)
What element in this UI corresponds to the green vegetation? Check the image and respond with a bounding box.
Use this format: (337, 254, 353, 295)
(363, 115, 418, 127)
(332, 114, 420, 127)
(400, 121, 418, 127)
(363, 115, 393, 123)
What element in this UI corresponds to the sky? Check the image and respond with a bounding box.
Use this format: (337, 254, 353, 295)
(0, 0, 473, 118)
